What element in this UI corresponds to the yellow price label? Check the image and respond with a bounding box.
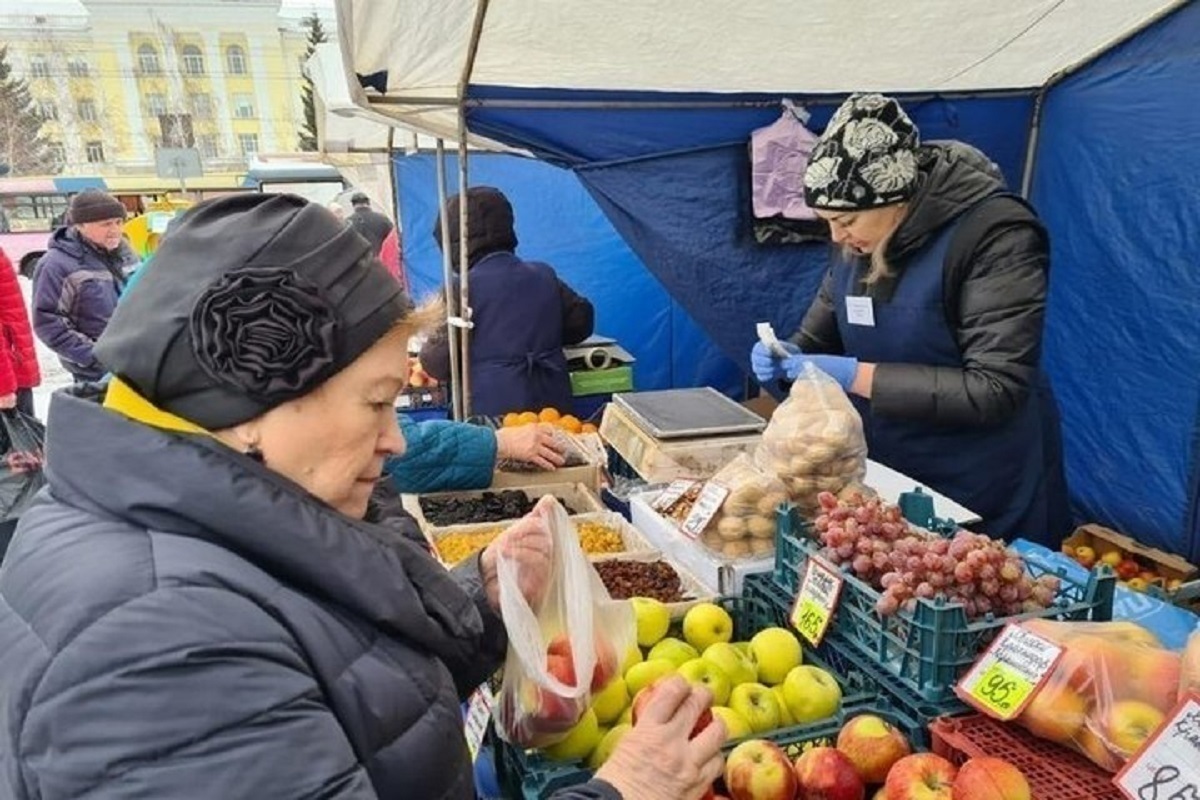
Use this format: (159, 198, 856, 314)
(791, 597, 830, 646)
(967, 660, 1036, 719)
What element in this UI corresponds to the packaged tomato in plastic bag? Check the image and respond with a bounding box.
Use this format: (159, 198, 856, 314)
(494, 498, 635, 749)
(754, 362, 867, 514)
(1015, 619, 1183, 772)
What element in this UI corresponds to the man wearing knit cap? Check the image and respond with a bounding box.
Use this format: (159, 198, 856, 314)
(32, 189, 139, 382)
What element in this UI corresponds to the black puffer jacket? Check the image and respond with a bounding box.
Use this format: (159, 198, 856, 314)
(796, 142, 1049, 427)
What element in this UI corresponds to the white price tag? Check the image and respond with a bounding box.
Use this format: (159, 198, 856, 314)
(653, 479, 700, 512)
(463, 685, 495, 762)
(681, 482, 729, 539)
(956, 624, 1063, 720)
(846, 296, 876, 327)
(789, 556, 843, 646)
(1115, 694, 1200, 800)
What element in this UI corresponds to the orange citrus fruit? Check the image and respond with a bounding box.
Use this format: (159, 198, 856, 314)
(580, 423, 598, 434)
(518, 411, 539, 426)
(502, 412, 521, 428)
(558, 415, 582, 434)
(538, 407, 561, 423)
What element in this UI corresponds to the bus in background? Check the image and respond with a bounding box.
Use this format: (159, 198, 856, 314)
(243, 156, 348, 209)
(0, 177, 115, 278)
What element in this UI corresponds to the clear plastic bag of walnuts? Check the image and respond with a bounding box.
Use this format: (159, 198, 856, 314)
(698, 454, 788, 560)
(753, 362, 867, 515)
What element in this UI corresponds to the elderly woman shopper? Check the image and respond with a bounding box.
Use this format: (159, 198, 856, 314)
(0, 194, 723, 800)
(752, 94, 1068, 546)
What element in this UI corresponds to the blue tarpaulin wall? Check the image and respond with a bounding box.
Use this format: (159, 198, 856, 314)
(393, 153, 744, 396)
(1031, 1, 1200, 562)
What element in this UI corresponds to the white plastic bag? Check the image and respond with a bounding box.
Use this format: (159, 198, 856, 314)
(494, 500, 635, 748)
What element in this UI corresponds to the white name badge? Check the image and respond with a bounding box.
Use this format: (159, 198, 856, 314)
(846, 296, 875, 327)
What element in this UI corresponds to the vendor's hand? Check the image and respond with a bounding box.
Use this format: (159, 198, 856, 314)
(495, 423, 565, 471)
(480, 495, 555, 613)
(784, 352, 859, 391)
(594, 677, 726, 800)
(0, 393, 15, 410)
(751, 341, 800, 384)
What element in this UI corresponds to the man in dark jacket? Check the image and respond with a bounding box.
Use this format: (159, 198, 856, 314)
(347, 191, 394, 255)
(31, 189, 138, 382)
(421, 187, 594, 417)
(752, 93, 1068, 545)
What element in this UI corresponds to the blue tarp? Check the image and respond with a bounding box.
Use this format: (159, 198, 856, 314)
(393, 152, 744, 396)
(1032, 1, 1200, 562)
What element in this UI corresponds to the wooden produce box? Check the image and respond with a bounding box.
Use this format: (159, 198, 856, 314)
(402, 482, 605, 534)
(599, 401, 761, 483)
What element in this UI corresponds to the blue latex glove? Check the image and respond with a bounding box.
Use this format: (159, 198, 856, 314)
(784, 353, 860, 390)
(751, 340, 801, 383)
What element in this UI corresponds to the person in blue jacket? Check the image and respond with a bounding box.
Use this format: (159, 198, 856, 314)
(419, 187, 595, 417)
(752, 94, 1068, 546)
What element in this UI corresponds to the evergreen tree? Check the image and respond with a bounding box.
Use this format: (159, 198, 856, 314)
(298, 13, 328, 152)
(0, 45, 58, 175)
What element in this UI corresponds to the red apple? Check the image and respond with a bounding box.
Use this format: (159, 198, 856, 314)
(952, 757, 1031, 800)
(793, 746, 864, 800)
(592, 634, 619, 692)
(1116, 559, 1141, 581)
(836, 714, 912, 784)
(884, 754, 957, 800)
(725, 739, 798, 800)
(631, 679, 714, 739)
(546, 652, 577, 688)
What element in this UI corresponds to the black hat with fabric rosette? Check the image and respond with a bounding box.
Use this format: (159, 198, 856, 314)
(95, 193, 411, 429)
(803, 93, 921, 211)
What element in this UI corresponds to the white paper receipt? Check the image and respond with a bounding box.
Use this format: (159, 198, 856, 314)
(756, 322, 791, 357)
(845, 296, 876, 327)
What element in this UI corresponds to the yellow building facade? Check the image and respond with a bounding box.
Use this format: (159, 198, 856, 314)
(0, 0, 316, 190)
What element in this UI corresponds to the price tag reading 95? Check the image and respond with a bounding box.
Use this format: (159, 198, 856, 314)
(680, 482, 730, 539)
(1115, 694, 1200, 800)
(789, 556, 843, 647)
(956, 624, 1063, 720)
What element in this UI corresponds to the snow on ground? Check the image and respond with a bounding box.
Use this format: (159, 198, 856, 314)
(18, 276, 75, 419)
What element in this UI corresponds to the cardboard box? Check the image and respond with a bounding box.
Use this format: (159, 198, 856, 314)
(589, 550, 717, 617)
(1064, 523, 1197, 582)
(402, 482, 605, 533)
(489, 463, 602, 492)
(422, 510, 653, 566)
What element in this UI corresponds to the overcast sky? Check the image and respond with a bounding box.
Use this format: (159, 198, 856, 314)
(279, 0, 335, 19)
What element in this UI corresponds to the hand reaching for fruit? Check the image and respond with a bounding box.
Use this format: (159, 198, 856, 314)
(594, 677, 726, 800)
(481, 496, 555, 613)
(496, 423, 566, 471)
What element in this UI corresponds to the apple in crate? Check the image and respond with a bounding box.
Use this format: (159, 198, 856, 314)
(728, 683, 782, 734)
(884, 754, 957, 800)
(678, 657, 733, 707)
(951, 757, 1031, 800)
(836, 714, 912, 784)
(684, 602, 735, 651)
(781, 665, 842, 723)
(724, 739, 797, 800)
(792, 746, 865, 800)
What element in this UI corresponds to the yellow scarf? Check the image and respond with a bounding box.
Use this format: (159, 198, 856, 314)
(103, 376, 211, 437)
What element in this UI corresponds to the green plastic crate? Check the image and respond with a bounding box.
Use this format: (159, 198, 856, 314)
(569, 366, 633, 396)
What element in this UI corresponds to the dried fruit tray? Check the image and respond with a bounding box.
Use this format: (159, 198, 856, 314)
(402, 482, 606, 533)
(772, 508, 1116, 704)
(930, 714, 1121, 800)
(423, 511, 653, 566)
(490, 594, 879, 800)
(587, 549, 717, 617)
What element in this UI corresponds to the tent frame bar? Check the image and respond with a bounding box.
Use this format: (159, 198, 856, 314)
(434, 139, 465, 422)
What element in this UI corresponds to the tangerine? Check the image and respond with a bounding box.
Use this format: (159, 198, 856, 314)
(502, 412, 521, 428)
(580, 423, 599, 434)
(538, 407, 562, 423)
(558, 415, 583, 434)
(518, 411, 539, 426)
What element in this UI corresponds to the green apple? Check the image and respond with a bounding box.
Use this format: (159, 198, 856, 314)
(624, 658, 676, 695)
(647, 637, 700, 668)
(591, 676, 630, 725)
(733, 641, 752, 656)
(543, 708, 602, 762)
(621, 644, 643, 676)
(586, 723, 631, 769)
(703, 642, 757, 687)
(631, 597, 671, 648)
(750, 627, 803, 685)
(682, 602, 734, 651)
(772, 685, 796, 727)
(711, 705, 753, 741)
(617, 705, 633, 726)
(728, 682, 783, 734)
(781, 664, 842, 723)
(677, 657, 733, 707)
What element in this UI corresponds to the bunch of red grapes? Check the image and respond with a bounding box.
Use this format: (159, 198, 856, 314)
(812, 492, 1060, 618)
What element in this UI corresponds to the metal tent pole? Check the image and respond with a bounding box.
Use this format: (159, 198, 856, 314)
(434, 138, 464, 421)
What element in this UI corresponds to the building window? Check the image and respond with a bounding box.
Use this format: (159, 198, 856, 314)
(144, 93, 167, 117)
(29, 55, 50, 79)
(232, 93, 255, 119)
(67, 58, 89, 78)
(85, 141, 105, 163)
(226, 45, 247, 75)
(77, 99, 98, 122)
(47, 142, 66, 167)
(191, 92, 213, 119)
(137, 44, 161, 74)
(181, 45, 205, 75)
(37, 100, 57, 120)
(238, 133, 258, 156)
(197, 135, 220, 159)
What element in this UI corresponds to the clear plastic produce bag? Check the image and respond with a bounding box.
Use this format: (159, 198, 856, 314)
(697, 454, 789, 561)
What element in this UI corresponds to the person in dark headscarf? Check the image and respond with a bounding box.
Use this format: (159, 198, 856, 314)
(0, 193, 722, 800)
(419, 187, 595, 416)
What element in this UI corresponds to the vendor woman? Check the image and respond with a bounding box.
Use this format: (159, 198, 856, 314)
(752, 93, 1068, 546)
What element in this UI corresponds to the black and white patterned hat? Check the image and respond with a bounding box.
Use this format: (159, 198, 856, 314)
(803, 93, 921, 211)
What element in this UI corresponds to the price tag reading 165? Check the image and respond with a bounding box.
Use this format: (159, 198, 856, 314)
(790, 556, 843, 647)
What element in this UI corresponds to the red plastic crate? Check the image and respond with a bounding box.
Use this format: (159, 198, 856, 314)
(930, 714, 1120, 800)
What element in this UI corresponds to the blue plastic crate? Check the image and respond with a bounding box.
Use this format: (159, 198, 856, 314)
(770, 507, 1116, 705)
